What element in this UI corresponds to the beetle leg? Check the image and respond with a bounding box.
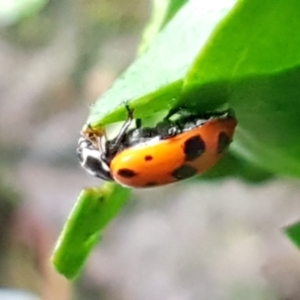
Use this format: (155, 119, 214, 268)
(110, 104, 134, 152)
(135, 118, 142, 128)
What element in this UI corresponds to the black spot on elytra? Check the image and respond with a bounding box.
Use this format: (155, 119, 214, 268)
(172, 165, 198, 180)
(184, 135, 205, 161)
(217, 132, 231, 154)
(117, 168, 137, 178)
(144, 182, 158, 187)
(144, 155, 153, 161)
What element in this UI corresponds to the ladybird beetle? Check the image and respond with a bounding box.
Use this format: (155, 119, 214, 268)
(77, 107, 237, 188)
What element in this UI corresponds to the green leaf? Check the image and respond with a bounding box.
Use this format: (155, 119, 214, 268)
(202, 152, 273, 183)
(86, 0, 237, 127)
(51, 183, 131, 279)
(181, 0, 300, 177)
(85, 0, 300, 178)
(284, 222, 300, 250)
(139, 0, 187, 53)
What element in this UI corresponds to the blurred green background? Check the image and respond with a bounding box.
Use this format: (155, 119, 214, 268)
(1, 1, 300, 299)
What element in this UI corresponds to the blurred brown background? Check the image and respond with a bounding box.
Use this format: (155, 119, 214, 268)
(1, 1, 300, 299)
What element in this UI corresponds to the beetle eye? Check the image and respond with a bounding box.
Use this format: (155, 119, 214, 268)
(85, 156, 103, 173)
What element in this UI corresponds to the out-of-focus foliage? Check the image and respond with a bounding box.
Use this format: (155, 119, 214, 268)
(0, 0, 47, 25)
(285, 222, 300, 250)
(0, 0, 147, 292)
